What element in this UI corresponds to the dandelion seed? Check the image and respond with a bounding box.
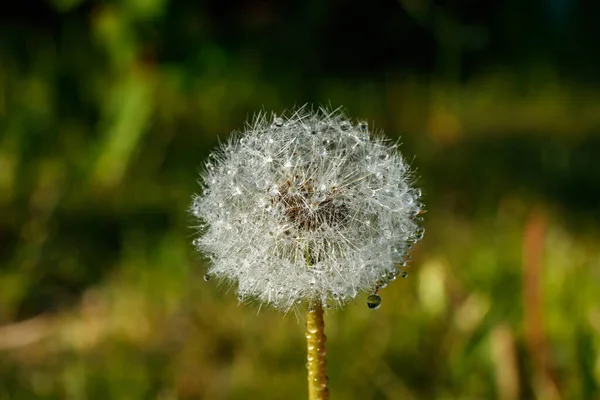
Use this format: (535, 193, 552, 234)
(190, 106, 424, 311)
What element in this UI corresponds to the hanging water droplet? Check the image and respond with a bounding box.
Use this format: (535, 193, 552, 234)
(192, 238, 201, 247)
(203, 273, 211, 281)
(414, 188, 422, 198)
(340, 121, 351, 131)
(366, 294, 382, 310)
(273, 117, 284, 127)
(400, 271, 408, 278)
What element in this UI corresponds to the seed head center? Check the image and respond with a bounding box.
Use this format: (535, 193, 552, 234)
(276, 176, 347, 231)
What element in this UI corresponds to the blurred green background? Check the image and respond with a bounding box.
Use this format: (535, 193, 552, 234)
(1, 0, 600, 399)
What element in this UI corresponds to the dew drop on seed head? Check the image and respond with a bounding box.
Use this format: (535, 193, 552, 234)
(273, 117, 283, 127)
(340, 121, 351, 131)
(391, 248, 403, 263)
(256, 178, 268, 190)
(366, 294, 381, 310)
(192, 238, 201, 247)
(204, 273, 211, 281)
(332, 197, 344, 207)
(400, 271, 408, 278)
(314, 192, 327, 203)
(269, 184, 279, 197)
(414, 227, 425, 241)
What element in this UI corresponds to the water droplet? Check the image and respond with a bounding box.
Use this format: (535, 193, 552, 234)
(414, 227, 425, 241)
(192, 238, 201, 247)
(256, 178, 269, 189)
(316, 121, 327, 132)
(414, 188, 422, 198)
(366, 294, 381, 310)
(273, 117, 283, 127)
(204, 273, 211, 281)
(269, 184, 279, 196)
(340, 121, 351, 131)
(332, 197, 344, 207)
(314, 192, 327, 203)
(359, 121, 368, 132)
(391, 248, 404, 263)
(400, 271, 408, 278)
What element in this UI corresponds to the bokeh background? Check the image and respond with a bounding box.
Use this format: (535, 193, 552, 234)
(1, 0, 600, 399)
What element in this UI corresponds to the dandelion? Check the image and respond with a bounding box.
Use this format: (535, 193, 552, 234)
(191, 107, 424, 399)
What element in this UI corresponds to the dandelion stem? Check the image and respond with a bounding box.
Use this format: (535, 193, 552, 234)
(306, 302, 329, 400)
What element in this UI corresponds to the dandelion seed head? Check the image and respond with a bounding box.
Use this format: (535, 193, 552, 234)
(191, 107, 424, 311)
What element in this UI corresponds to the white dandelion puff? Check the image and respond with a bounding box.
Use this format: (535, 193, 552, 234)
(190, 107, 424, 311)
